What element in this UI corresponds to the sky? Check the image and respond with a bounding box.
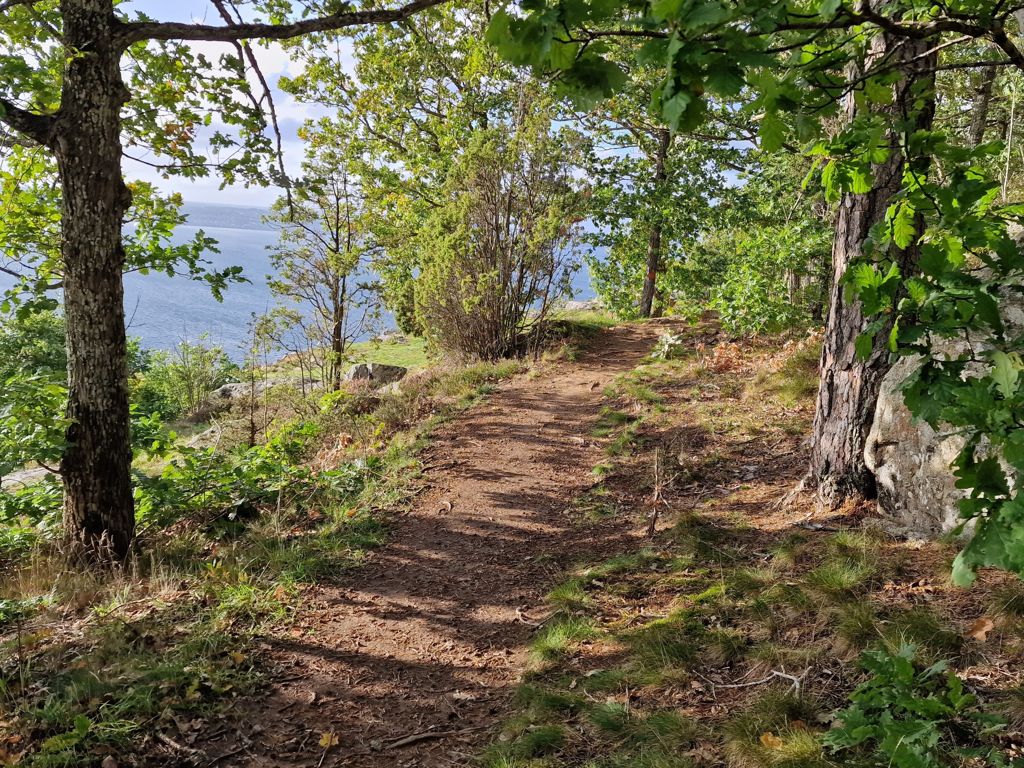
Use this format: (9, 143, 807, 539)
(124, 0, 348, 207)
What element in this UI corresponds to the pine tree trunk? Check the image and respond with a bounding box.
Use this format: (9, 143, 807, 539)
(808, 33, 936, 508)
(639, 128, 670, 318)
(56, 0, 136, 560)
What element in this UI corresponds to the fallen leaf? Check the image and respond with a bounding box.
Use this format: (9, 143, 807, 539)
(969, 616, 996, 642)
(759, 732, 784, 749)
(318, 731, 339, 749)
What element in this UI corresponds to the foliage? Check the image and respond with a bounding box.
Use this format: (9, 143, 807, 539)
(413, 105, 585, 359)
(844, 143, 1024, 586)
(825, 645, 1007, 767)
(265, 138, 379, 390)
(131, 336, 236, 420)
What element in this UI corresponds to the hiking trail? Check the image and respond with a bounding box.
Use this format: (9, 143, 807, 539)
(199, 322, 670, 767)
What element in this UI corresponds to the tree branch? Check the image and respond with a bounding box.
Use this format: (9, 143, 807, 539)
(0, 97, 55, 147)
(119, 0, 448, 45)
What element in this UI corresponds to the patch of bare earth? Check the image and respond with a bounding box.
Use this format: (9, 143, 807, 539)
(190, 321, 677, 767)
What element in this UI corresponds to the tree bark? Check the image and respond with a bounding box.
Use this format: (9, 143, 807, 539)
(56, 0, 136, 560)
(639, 128, 670, 318)
(969, 65, 997, 147)
(808, 32, 936, 508)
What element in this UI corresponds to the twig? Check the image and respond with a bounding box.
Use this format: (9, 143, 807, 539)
(716, 667, 811, 695)
(384, 727, 451, 750)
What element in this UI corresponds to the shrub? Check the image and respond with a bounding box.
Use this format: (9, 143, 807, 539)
(413, 105, 584, 360)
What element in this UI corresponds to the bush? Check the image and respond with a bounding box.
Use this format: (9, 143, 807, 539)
(413, 105, 583, 360)
(132, 337, 237, 419)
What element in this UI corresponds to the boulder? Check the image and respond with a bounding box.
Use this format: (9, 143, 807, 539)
(211, 382, 252, 400)
(345, 363, 408, 387)
(376, 331, 409, 345)
(864, 355, 967, 538)
(865, 279, 1024, 538)
(560, 299, 603, 312)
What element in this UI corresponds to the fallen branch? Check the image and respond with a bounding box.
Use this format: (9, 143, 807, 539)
(715, 667, 811, 695)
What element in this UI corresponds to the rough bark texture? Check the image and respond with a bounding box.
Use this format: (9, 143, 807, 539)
(56, 0, 136, 560)
(639, 128, 670, 318)
(969, 65, 997, 147)
(808, 33, 937, 508)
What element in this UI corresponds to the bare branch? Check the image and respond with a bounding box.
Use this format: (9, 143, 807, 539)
(118, 0, 448, 45)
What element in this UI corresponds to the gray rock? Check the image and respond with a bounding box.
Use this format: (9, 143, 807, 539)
(376, 332, 409, 344)
(559, 299, 603, 312)
(865, 355, 968, 538)
(212, 382, 252, 400)
(865, 277, 1024, 538)
(345, 363, 408, 387)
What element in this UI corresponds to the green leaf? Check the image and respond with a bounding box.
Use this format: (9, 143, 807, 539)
(705, 63, 745, 97)
(889, 201, 916, 249)
(759, 112, 785, 152)
(855, 332, 874, 360)
(992, 351, 1020, 399)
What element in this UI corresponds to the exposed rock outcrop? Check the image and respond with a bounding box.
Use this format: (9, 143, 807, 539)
(345, 363, 408, 388)
(865, 282, 1024, 538)
(864, 356, 967, 538)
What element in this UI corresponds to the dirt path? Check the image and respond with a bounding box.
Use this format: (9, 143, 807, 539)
(205, 323, 663, 767)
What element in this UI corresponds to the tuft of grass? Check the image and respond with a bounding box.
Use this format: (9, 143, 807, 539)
(670, 513, 736, 563)
(622, 610, 703, 672)
(530, 615, 598, 664)
(723, 690, 831, 768)
(729, 567, 779, 597)
(511, 724, 567, 757)
(882, 607, 965, 664)
(547, 578, 592, 613)
(831, 602, 882, 656)
(988, 582, 1024, 619)
(802, 558, 877, 603)
(770, 534, 809, 570)
(704, 628, 749, 664)
(592, 407, 635, 437)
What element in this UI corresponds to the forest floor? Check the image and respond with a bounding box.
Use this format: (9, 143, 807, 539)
(193, 320, 670, 767)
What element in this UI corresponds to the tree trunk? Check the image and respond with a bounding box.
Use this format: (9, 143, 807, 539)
(639, 128, 670, 318)
(808, 32, 936, 508)
(56, 0, 136, 560)
(331, 275, 346, 391)
(969, 65, 997, 147)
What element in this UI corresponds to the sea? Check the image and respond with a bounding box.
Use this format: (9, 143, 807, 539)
(107, 201, 595, 357)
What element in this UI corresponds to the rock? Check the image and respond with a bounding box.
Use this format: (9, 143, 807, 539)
(376, 331, 408, 344)
(212, 382, 252, 400)
(864, 355, 968, 538)
(345, 363, 408, 387)
(559, 299, 603, 312)
(865, 277, 1024, 538)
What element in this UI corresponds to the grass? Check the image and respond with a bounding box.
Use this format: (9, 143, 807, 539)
(530, 615, 599, 664)
(348, 335, 431, 369)
(746, 337, 821, 408)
